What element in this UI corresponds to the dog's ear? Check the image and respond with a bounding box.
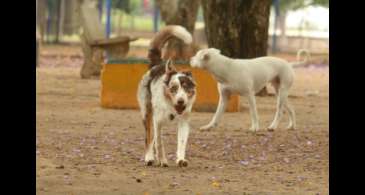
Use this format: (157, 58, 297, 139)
(202, 53, 210, 61)
(182, 70, 193, 78)
(180, 71, 196, 88)
(164, 59, 177, 86)
(165, 58, 177, 72)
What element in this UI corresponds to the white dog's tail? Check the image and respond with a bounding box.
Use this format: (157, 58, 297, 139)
(291, 49, 311, 68)
(148, 25, 192, 68)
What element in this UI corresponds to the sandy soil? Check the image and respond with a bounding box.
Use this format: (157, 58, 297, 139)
(36, 45, 328, 194)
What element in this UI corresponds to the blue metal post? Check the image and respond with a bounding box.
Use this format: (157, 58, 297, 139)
(106, 0, 112, 38)
(272, 0, 280, 53)
(153, 1, 159, 33)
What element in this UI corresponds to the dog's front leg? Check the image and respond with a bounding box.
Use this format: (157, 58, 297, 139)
(145, 138, 155, 166)
(176, 119, 190, 167)
(247, 92, 260, 132)
(159, 129, 169, 167)
(151, 118, 168, 167)
(200, 84, 230, 130)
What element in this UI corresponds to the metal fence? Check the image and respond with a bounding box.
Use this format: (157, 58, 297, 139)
(36, 0, 158, 43)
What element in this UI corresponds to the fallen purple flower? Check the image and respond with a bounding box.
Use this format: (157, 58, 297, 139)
(258, 156, 266, 161)
(73, 149, 81, 153)
(284, 157, 290, 163)
(168, 154, 175, 160)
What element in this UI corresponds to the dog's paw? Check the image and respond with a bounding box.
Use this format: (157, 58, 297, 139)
(160, 162, 169, 167)
(249, 126, 259, 132)
(286, 125, 296, 131)
(145, 160, 154, 166)
(160, 159, 169, 167)
(176, 159, 188, 167)
(267, 127, 275, 132)
(199, 124, 214, 131)
(145, 154, 155, 166)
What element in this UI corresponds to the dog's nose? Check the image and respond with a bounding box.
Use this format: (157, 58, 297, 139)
(177, 99, 185, 105)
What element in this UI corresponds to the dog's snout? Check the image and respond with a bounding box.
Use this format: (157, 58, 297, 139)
(177, 99, 185, 105)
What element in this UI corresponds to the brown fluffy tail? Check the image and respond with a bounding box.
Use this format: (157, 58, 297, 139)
(148, 25, 192, 69)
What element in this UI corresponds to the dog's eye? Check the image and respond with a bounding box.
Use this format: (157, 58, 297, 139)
(170, 85, 178, 93)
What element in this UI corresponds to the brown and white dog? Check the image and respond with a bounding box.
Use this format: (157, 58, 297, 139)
(137, 25, 196, 167)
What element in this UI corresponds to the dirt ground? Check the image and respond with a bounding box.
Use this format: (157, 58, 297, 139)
(36, 45, 329, 194)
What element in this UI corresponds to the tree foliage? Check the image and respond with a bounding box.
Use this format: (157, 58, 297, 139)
(112, 0, 140, 14)
(280, 0, 329, 12)
(311, 0, 329, 7)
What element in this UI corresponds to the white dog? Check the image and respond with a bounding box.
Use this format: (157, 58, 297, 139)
(190, 48, 309, 132)
(137, 25, 196, 167)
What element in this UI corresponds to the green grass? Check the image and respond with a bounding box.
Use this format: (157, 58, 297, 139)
(43, 12, 165, 43)
(101, 10, 165, 32)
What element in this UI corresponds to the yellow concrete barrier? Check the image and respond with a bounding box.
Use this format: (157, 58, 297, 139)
(100, 59, 240, 112)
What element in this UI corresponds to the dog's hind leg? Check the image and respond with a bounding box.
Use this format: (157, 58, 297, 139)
(152, 117, 168, 167)
(143, 104, 155, 165)
(267, 88, 288, 131)
(284, 101, 296, 130)
(247, 92, 260, 132)
(271, 75, 296, 130)
(200, 84, 230, 130)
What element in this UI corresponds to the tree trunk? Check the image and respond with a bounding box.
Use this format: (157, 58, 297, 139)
(278, 11, 287, 50)
(117, 11, 123, 36)
(47, 0, 61, 43)
(202, 0, 271, 96)
(76, 0, 104, 79)
(80, 35, 104, 78)
(37, 28, 40, 67)
(63, 0, 80, 35)
(57, 0, 66, 42)
(36, 0, 40, 67)
(37, 0, 47, 40)
(156, 0, 200, 60)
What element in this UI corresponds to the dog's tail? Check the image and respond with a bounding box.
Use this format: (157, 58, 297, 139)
(148, 25, 192, 69)
(290, 49, 311, 68)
